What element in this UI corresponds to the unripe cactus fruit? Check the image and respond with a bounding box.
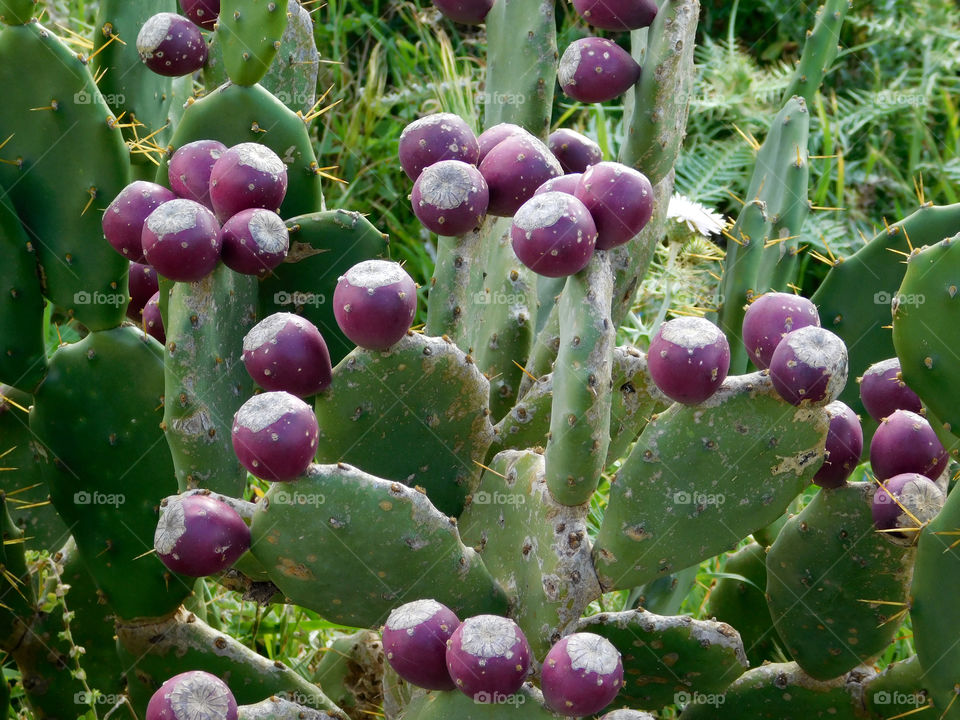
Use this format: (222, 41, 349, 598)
(742, 292, 821, 370)
(859, 357, 922, 422)
(398, 113, 480, 181)
(479, 132, 562, 217)
(548, 128, 602, 174)
(813, 401, 863, 489)
(872, 472, 945, 534)
(242, 313, 332, 398)
(181, 0, 220, 30)
(445, 615, 532, 700)
(768, 326, 848, 406)
(510, 191, 597, 278)
(558, 37, 641, 104)
(127, 262, 159, 321)
(869, 409, 947, 481)
(411, 160, 489, 236)
(382, 599, 460, 691)
(220, 208, 289, 277)
(141, 199, 222, 282)
(541, 632, 624, 716)
(154, 494, 251, 577)
(103, 181, 177, 262)
(209, 143, 288, 223)
(647, 317, 730, 405)
(143, 290, 165, 344)
(477, 122, 525, 164)
(137, 12, 209, 77)
(535, 173, 582, 196)
(572, 0, 658, 31)
(168, 140, 228, 210)
(431, 0, 494, 25)
(231, 391, 319, 482)
(146, 670, 238, 720)
(333, 260, 418, 351)
(574, 161, 653, 249)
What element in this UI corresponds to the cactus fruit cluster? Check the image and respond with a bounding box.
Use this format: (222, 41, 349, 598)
(2, 0, 960, 718)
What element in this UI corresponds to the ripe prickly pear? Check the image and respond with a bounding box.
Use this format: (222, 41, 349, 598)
(872, 472, 944, 534)
(154, 494, 250, 577)
(137, 13, 209, 77)
(143, 290, 165, 344)
(145, 670, 238, 720)
(859, 357, 922, 422)
(141, 199, 222, 282)
(181, 0, 220, 30)
(869, 409, 947, 481)
(220, 208, 289, 277)
(398, 113, 480, 181)
(333, 260, 418, 351)
(411, 160, 489, 236)
(431, 0, 494, 25)
(572, 0, 657, 31)
(127, 262, 159, 321)
(477, 122, 525, 164)
(558, 38, 641, 104)
(231, 391, 319, 482)
(209, 143, 288, 223)
(445, 615, 531, 701)
(242, 313, 332, 398)
(541, 633, 624, 716)
(574, 161, 653, 249)
(768, 326, 848, 406)
(479, 132, 562, 217)
(742, 292, 821, 370)
(548, 128, 602, 174)
(103, 181, 177, 262)
(813, 401, 863, 488)
(535, 174, 582, 196)
(647, 317, 730, 405)
(510, 191, 597, 278)
(382, 599, 460, 691)
(168, 140, 227, 210)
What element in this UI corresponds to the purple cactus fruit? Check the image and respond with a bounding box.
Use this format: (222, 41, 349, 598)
(220, 208, 289, 277)
(548, 129, 602, 174)
(431, 0, 494, 24)
(168, 139, 228, 210)
(103, 181, 177, 262)
(209, 143, 288, 223)
(242, 313, 332, 397)
(382, 599, 460, 691)
(768, 326, 848, 406)
(572, 0, 658, 30)
(859, 357, 923, 422)
(534, 174, 583, 197)
(477, 123, 525, 164)
(181, 0, 220, 30)
(141, 199, 222, 282)
(813, 401, 863, 489)
(127, 262, 159, 321)
(869, 409, 947, 481)
(146, 670, 238, 720)
(541, 633, 624, 716)
(872, 472, 945, 534)
(231, 391, 319, 482)
(558, 37, 641, 104)
(445, 615, 532, 701)
(143, 290, 165, 345)
(574, 161, 653, 250)
(411, 160, 489, 236)
(479, 132, 562, 217)
(154, 494, 250, 577)
(510, 192, 597, 278)
(333, 260, 418, 351)
(741, 292, 821, 370)
(647, 317, 730, 405)
(398, 113, 480, 182)
(137, 12, 209, 77)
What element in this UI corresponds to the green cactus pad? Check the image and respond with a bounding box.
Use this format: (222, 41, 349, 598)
(261, 0, 319, 114)
(493, 374, 552, 453)
(576, 609, 748, 711)
(314, 333, 494, 518)
(250, 462, 508, 627)
(402, 686, 556, 719)
(218, 0, 289, 87)
(0, 0, 36, 25)
(159, 81, 323, 218)
(780, 0, 850, 107)
(161, 267, 257, 496)
(29, 326, 190, 619)
(593, 372, 828, 591)
(606, 346, 667, 465)
(458, 449, 601, 657)
(765, 483, 915, 680)
(627, 564, 699, 616)
(259, 209, 388, 366)
(861, 656, 934, 719)
(0, 21, 130, 330)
